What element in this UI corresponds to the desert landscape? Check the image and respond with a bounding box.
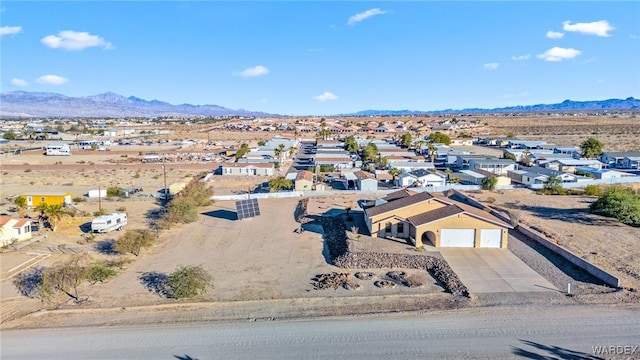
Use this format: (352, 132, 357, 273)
(1, 114, 639, 330)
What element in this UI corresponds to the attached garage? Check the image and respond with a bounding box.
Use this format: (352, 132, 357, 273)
(440, 228, 475, 247)
(480, 229, 502, 248)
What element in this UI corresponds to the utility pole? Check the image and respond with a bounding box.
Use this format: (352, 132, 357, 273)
(162, 155, 168, 200)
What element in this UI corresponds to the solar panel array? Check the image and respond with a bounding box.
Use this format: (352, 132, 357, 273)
(235, 198, 261, 220)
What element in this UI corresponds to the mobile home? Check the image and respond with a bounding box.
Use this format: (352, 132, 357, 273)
(21, 192, 72, 207)
(91, 212, 128, 233)
(45, 143, 71, 156)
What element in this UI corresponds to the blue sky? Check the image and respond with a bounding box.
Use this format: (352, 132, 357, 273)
(1, 1, 639, 115)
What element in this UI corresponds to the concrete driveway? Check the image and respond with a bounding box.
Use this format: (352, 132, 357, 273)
(439, 248, 558, 293)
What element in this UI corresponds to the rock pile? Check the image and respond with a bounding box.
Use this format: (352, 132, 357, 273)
(374, 280, 396, 288)
(354, 271, 376, 280)
(319, 215, 470, 297)
(311, 272, 360, 290)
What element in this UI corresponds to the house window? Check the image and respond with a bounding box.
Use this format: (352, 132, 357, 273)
(385, 223, 392, 233)
(397, 222, 404, 234)
(41, 197, 45, 203)
(17, 228, 21, 235)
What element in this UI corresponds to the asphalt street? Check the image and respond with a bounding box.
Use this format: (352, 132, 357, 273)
(2, 304, 639, 359)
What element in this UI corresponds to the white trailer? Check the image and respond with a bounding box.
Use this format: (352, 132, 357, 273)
(91, 212, 127, 233)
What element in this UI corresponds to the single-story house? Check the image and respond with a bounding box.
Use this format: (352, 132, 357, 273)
(363, 191, 512, 248)
(397, 169, 445, 187)
(221, 162, 275, 176)
(543, 159, 604, 173)
(354, 170, 378, 192)
(0, 215, 33, 247)
(388, 161, 435, 173)
(600, 151, 640, 168)
(507, 170, 549, 185)
(294, 170, 314, 191)
(622, 156, 640, 170)
(20, 192, 72, 208)
(575, 167, 633, 180)
(468, 158, 516, 175)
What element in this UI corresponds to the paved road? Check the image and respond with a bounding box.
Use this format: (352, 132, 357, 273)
(2, 305, 639, 359)
(440, 248, 558, 293)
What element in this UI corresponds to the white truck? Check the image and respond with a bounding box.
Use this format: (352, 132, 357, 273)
(91, 212, 127, 233)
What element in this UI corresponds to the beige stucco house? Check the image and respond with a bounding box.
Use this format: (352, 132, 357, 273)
(221, 162, 275, 176)
(294, 170, 314, 191)
(363, 190, 511, 248)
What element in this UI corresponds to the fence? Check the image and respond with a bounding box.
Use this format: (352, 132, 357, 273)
(529, 176, 640, 190)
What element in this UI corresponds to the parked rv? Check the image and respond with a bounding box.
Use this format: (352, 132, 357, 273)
(91, 212, 127, 233)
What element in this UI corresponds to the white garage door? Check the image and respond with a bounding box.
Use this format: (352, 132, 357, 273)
(480, 229, 502, 248)
(440, 229, 475, 247)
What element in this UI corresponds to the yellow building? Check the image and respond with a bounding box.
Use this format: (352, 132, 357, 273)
(21, 192, 72, 208)
(363, 190, 512, 248)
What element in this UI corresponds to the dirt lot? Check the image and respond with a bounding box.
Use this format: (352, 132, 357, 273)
(470, 188, 640, 290)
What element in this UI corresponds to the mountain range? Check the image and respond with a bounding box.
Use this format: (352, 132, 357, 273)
(0, 91, 275, 118)
(0, 91, 638, 118)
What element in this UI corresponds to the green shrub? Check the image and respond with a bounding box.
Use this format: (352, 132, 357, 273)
(86, 262, 118, 284)
(165, 265, 213, 299)
(589, 185, 640, 226)
(584, 185, 601, 196)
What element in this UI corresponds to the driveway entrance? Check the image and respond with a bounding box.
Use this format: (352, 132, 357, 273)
(439, 248, 558, 293)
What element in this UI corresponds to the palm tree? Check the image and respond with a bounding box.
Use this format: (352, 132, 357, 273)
(36, 203, 64, 231)
(427, 143, 438, 163)
(445, 168, 453, 182)
(14, 197, 27, 217)
(389, 167, 402, 186)
(268, 176, 292, 192)
(288, 146, 295, 160)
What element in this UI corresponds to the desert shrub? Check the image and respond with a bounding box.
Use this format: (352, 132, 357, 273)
(86, 262, 118, 284)
(73, 196, 86, 203)
(24, 169, 32, 173)
(115, 229, 158, 256)
(165, 265, 213, 299)
(106, 186, 122, 198)
(107, 257, 134, 270)
(165, 197, 199, 224)
(480, 176, 498, 190)
(584, 184, 602, 196)
(485, 197, 496, 204)
(115, 206, 127, 212)
(93, 208, 107, 217)
(589, 185, 640, 226)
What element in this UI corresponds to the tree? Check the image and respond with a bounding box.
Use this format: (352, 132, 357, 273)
(14, 197, 27, 216)
(400, 133, 412, 148)
(36, 203, 64, 231)
(361, 143, 378, 162)
(288, 146, 295, 159)
(481, 176, 498, 190)
(389, 167, 402, 184)
(165, 265, 213, 299)
(3, 130, 17, 140)
(503, 151, 517, 161)
(316, 126, 330, 141)
(268, 176, 292, 192)
(115, 229, 158, 256)
(427, 143, 438, 163)
(41, 254, 91, 304)
(344, 135, 358, 153)
(580, 137, 604, 159)
(257, 140, 266, 146)
(276, 143, 286, 162)
(235, 143, 250, 159)
(543, 175, 563, 194)
(428, 132, 451, 145)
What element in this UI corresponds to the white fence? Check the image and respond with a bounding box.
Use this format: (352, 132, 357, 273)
(529, 176, 640, 190)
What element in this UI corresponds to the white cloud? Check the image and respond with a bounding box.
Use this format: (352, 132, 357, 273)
(41, 30, 113, 50)
(307, 48, 326, 53)
(234, 65, 269, 78)
(11, 78, 28, 87)
(36, 75, 69, 85)
(483, 62, 499, 70)
(511, 54, 531, 61)
(546, 31, 564, 39)
(0, 26, 22, 36)
(347, 8, 388, 26)
(537, 47, 581, 62)
(562, 20, 615, 37)
(314, 91, 338, 102)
